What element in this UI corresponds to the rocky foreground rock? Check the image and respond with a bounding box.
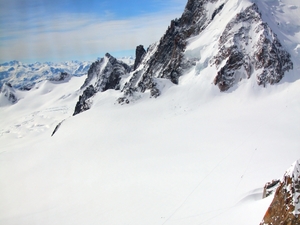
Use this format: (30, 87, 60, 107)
(260, 159, 300, 225)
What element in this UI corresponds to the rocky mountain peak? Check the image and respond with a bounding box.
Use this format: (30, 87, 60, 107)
(118, 0, 226, 103)
(212, 3, 293, 91)
(260, 159, 300, 225)
(73, 0, 295, 111)
(49, 72, 71, 83)
(74, 53, 131, 115)
(81, 53, 131, 92)
(133, 45, 146, 71)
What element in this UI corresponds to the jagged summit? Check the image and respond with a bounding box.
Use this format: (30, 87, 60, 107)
(74, 53, 131, 115)
(212, 3, 293, 91)
(80, 53, 131, 92)
(71, 0, 294, 114)
(1, 0, 296, 116)
(119, 0, 228, 103)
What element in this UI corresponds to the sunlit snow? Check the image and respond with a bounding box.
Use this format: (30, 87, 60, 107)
(0, 0, 299, 224)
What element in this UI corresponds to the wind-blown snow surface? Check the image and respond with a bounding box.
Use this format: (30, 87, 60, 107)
(0, 0, 300, 224)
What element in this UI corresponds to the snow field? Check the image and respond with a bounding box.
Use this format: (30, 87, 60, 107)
(1, 0, 300, 224)
(0, 71, 299, 224)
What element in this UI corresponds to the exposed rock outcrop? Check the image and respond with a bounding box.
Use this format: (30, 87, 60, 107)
(119, 0, 226, 102)
(81, 53, 131, 92)
(51, 120, 65, 136)
(260, 159, 300, 225)
(0, 82, 18, 104)
(73, 85, 96, 116)
(49, 72, 71, 82)
(133, 45, 146, 71)
(212, 4, 293, 91)
(262, 179, 280, 198)
(73, 53, 131, 115)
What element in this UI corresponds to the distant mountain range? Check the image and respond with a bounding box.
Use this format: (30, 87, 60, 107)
(0, 57, 135, 90)
(0, 60, 91, 89)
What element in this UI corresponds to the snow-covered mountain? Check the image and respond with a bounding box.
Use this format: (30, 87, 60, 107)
(0, 0, 299, 224)
(0, 60, 91, 89)
(75, 0, 298, 111)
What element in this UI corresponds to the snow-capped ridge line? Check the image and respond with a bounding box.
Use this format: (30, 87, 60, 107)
(0, 60, 91, 90)
(70, 0, 298, 116)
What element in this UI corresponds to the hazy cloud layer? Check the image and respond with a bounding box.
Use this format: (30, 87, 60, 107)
(0, 0, 186, 63)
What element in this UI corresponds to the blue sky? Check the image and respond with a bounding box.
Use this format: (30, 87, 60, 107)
(0, 0, 186, 63)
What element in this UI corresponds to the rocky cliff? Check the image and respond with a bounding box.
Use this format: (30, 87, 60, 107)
(212, 4, 293, 91)
(260, 159, 300, 225)
(73, 53, 131, 115)
(118, 0, 293, 103)
(119, 0, 227, 103)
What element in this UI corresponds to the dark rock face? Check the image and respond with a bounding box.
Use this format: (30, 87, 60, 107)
(73, 53, 131, 115)
(73, 85, 96, 116)
(51, 120, 65, 136)
(263, 179, 280, 198)
(49, 72, 71, 82)
(211, 3, 224, 20)
(212, 4, 293, 91)
(119, 0, 225, 102)
(19, 83, 34, 91)
(81, 53, 131, 92)
(1, 82, 18, 104)
(133, 45, 146, 71)
(145, 0, 222, 84)
(260, 160, 300, 225)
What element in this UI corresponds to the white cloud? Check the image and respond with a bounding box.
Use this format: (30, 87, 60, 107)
(0, 1, 186, 63)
